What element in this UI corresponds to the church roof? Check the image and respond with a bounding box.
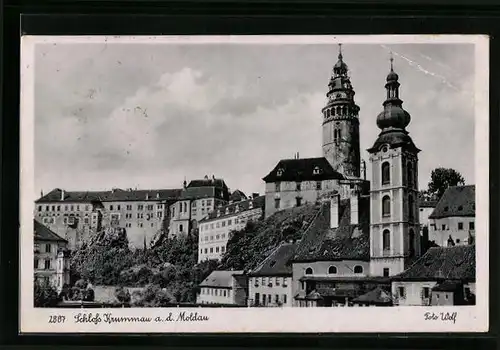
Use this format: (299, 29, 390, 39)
(367, 129, 420, 154)
(291, 197, 370, 263)
(429, 185, 475, 219)
(248, 242, 296, 277)
(393, 245, 475, 282)
(262, 157, 345, 183)
(34, 219, 67, 242)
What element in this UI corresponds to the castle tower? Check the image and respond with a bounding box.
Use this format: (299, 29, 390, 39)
(368, 56, 421, 277)
(322, 44, 361, 178)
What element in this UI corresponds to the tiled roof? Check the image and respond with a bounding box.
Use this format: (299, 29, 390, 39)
(36, 188, 182, 203)
(299, 275, 391, 283)
(34, 219, 67, 242)
(432, 280, 463, 292)
(353, 286, 392, 304)
(262, 157, 345, 183)
(248, 242, 296, 277)
(291, 196, 370, 262)
(200, 196, 265, 223)
(187, 178, 228, 189)
(199, 270, 244, 288)
(429, 185, 475, 219)
(230, 190, 247, 202)
(393, 245, 475, 281)
(419, 200, 438, 208)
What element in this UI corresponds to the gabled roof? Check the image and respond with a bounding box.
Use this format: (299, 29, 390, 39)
(230, 190, 247, 202)
(393, 245, 475, 282)
(353, 286, 392, 304)
(36, 188, 182, 203)
(248, 242, 296, 277)
(429, 185, 475, 219)
(199, 270, 244, 288)
(262, 157, 345, 183)
(187, 178, 228, 189)
(291, 196, 370, 262)
(199, 196, 265, 223)
(34, 219, 67, 242)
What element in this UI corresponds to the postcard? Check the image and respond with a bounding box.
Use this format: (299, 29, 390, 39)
(20, 35, 489, 333)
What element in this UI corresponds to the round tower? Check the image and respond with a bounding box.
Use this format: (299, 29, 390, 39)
(321, 44, 361, 178)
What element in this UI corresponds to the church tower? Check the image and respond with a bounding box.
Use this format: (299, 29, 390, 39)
(368, 56, 421, 277)
(322, 44, 361, 178)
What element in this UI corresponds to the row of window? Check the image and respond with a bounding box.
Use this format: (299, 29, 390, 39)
(34, 243, 52, 253)
(252, 276, 288, 287)
(276, 166, 323, 177)
(200, 288, 231, 297)
(304, 265, 364, 275)
(200, 218, 239, 232)
(200, 245, 226, 255)
(202, 232, 231, 242)
(38, 204, 91, 212)
(431, 222, 475, 231)
(274, 181, 323, 193)
(254, 293, 287, 306)
(34, 258, 52, 269)
(125, 222, 157, 228)
(274, 197, 303, 210)
(108, 204, 163, 211)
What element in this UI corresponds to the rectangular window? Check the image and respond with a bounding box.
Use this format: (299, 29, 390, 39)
(45, 244, 51, 253)
(255, 293, 260, 306)
(268, 294, 272, 303)
(51, 205, 55, 211)
(70, 205, 74, 211)
(64, 205, 68, 211)
(422, 287, 430, 299)
(34, 258, 39, 269)
(275, 294, 280, 304)
(441, 224, 446, 231)
(316, 181, 322, 190)
(458, 222, 464, 230)
(38, 205, 42, 212)
(211, 223, 214, 229)
(127, 205, 132, 210)
(139, 222, 143, 228)
(147, 205, 154, 211)
(210, 247, 213, 253)
(206, 200, 212, 206)
(57, 205, 61, 211)
(296, 182, 301, 191)
(296, 197, 302, 207)
(138, 204, 144, 211)
(110, 205, 114, 211)
(179, 224, 183, 232)
(221, 246, 225, 253)
(216, 247, 219, 253)
(469, 221, 475, 230)
(262, 294, 266, 305)
(204, 248, 208, 254)
(283, 294, 287, 304)
(275, 182, 281, 192)
(274, 198, 280, 209)
(228, 219, 232, 226)
(117, 205, 121, 211)
(383, 268, 390, 277)
(44, 259, 51, 270)
(222, 221, 226, 227)
(398, 286, 405, 299)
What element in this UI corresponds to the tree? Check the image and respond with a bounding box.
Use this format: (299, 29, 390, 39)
(34, 280, 60, 307)
(427, 168, 465, 200)
(115, 286, 131, 304)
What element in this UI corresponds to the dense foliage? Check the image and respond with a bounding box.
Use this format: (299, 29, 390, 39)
(220, 204, 321, 271)
(69, 204, 320, 305)
(34, 280, 60, 307)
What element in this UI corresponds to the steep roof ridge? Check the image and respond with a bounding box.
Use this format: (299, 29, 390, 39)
(250, 242, 286, 274)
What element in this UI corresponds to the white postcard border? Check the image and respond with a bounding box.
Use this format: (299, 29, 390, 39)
(19, 34, 489, 333)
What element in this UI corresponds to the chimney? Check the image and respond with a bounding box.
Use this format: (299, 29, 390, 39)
(60, 189, 65, 201)
(350, 189, 359, 225)
(330, 194, 340, 229)
(156, 192, 160, 199)
(297, 152, 299, 159)
(40, 190, 44, 197)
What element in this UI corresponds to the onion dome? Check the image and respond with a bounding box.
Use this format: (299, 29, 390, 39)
(386, 70, 399, 82)
(376, 104, 411, 129)
(332, 44, 348, 76)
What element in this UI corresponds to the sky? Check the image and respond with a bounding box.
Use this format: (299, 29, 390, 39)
(33, 39, 475, 196)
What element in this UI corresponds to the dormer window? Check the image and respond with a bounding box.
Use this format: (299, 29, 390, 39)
(217, 210, 221, 217)
(313, 166, 321, 175)
(225, 207, 229, 215)
(235, 205, 240, 213)
(277, 168, 284, 177)
(249, 201, 253, 209)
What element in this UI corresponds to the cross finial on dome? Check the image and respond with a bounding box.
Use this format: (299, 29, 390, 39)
(390, 51, 394, 71)
(338, 43, 343, 60)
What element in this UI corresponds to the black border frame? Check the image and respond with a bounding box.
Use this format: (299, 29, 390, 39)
(1, 2, 499, 348)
